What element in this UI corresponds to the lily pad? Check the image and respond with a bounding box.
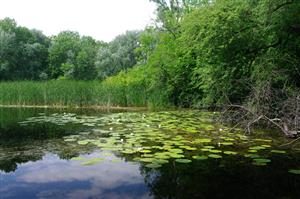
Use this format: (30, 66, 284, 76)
(122, 149, 136, 154)
(209, 149, 222, 153)
(288, 169, 300, 175)
(139, 158, 155, 163)
(140, 149, 152, 153)
(170, 154, 185, 158)
(145, 163, 162, 169)
(220, 142, 234, 146)
(153, 159, 169, 164)
(71, 156, 85, 161)
(249, 146, 266, 150)
(196, 138, 212, 143)
(203, 146, 215, 149)
(253, 158, 271, 163)
(81, 158, 104, 166)
(78, 140, 89, 145)
(271, 150, 286, 154)
(175, 159, 192, 163)
(201, 148, 211, 152)
(224, 151, 237, 155)
(65, 138, 77, 142)
(248, 150, 258, 153)
(208, 154, 222, 159)
(192, 155, 208, 160)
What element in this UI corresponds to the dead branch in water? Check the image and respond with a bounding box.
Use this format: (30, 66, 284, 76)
(222, 104, 298, 137)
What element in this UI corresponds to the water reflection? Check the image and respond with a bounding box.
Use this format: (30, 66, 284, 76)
(1, 107, 300, 199)
(0, 153, 151, 199)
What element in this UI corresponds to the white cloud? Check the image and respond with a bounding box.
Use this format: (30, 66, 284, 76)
(0, 153, 152, 199)
(0, 0, 157, 42)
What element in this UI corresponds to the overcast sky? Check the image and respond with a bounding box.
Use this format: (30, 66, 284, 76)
(0, 0, 157, 42)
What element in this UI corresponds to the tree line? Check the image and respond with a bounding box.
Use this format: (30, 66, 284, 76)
(1, 0, 300, 114)
(0, 18, 140, 81)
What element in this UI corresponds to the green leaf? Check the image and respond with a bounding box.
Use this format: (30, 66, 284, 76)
(192, 155, 208, 160)
(288, 169, 300, 175)
(175, 159, 192, 163)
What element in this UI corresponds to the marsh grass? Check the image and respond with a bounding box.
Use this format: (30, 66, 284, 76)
(0, 79, 168, 108)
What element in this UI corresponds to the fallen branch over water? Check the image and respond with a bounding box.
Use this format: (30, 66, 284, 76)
(221, 104, 300, 138)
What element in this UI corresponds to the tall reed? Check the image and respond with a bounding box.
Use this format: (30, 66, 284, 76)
(0, 79, 167, 108)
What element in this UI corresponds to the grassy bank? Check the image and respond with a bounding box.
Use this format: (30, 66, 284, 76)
(0, 67, 169, 108)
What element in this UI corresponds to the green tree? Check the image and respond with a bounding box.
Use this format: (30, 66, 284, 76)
(48, 31, 81, 78)
(0, 18, 50, 80)
(95, 31, 140, 79)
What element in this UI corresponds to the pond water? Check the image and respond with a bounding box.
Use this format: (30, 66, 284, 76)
(0, 107, 300, 199)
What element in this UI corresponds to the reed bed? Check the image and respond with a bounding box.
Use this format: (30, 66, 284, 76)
(0, 79, 167, 108)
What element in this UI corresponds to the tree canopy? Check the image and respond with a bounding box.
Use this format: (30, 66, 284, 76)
(1, 0, 300, 113)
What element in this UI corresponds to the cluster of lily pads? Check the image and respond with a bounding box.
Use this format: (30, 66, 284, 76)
(19, 110, 300, 173)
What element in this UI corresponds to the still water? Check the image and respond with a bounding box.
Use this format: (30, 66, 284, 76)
(0, 107, 299, 199)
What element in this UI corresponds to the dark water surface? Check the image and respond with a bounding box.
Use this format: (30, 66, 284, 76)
(0, 107, 300, 199)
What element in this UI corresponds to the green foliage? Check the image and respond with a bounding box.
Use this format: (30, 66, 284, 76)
(1, 0, 300, 111)
(95, 31, 140, 79)
(0, 67, 168, 108)
(144, 0, 300, 108)
(48, 32, 99, 80)
(0, 18, 50, 80)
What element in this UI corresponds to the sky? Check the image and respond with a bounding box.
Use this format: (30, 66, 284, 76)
(0, 0, 157, 42)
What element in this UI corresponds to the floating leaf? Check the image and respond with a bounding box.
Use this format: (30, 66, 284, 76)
(170, 154, 185, 158)
(140, 149, 152, 153)
(180, 146, 197, 151)
(142, 154, 154, 158)
(254, 138, 272, 143)
(71, 156, 85, 161)
(224, 138, 235, 141)
(224, 151, 237, 155)
(249, 146, 266, 150)
(122, 149, 136, 154)
(196, 138, 212, 143)
(153, 159, 169, 164)
(145, 163, 162, 169)
(288, 169, 300, 175)
(203, 146, 215, 149)
(78, 140, 89, 145)
(65, 138, 76, 142)
(253, 158, 271, 163)
(139, 158, 155, 163)
(209, 149, 222, 153)
(192, 155, 208, 160)
(168, 148, 184, 153)
(261, 145, 271, 148)
(201, 148, 211, 152)
(271, 150, 286, 154)
(81, 158, 104, 166)
(175, 159, 192, 163)
(220, 142, 234, 146)
(208, 154, 222, 159)
(248, 150, 258, 153)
